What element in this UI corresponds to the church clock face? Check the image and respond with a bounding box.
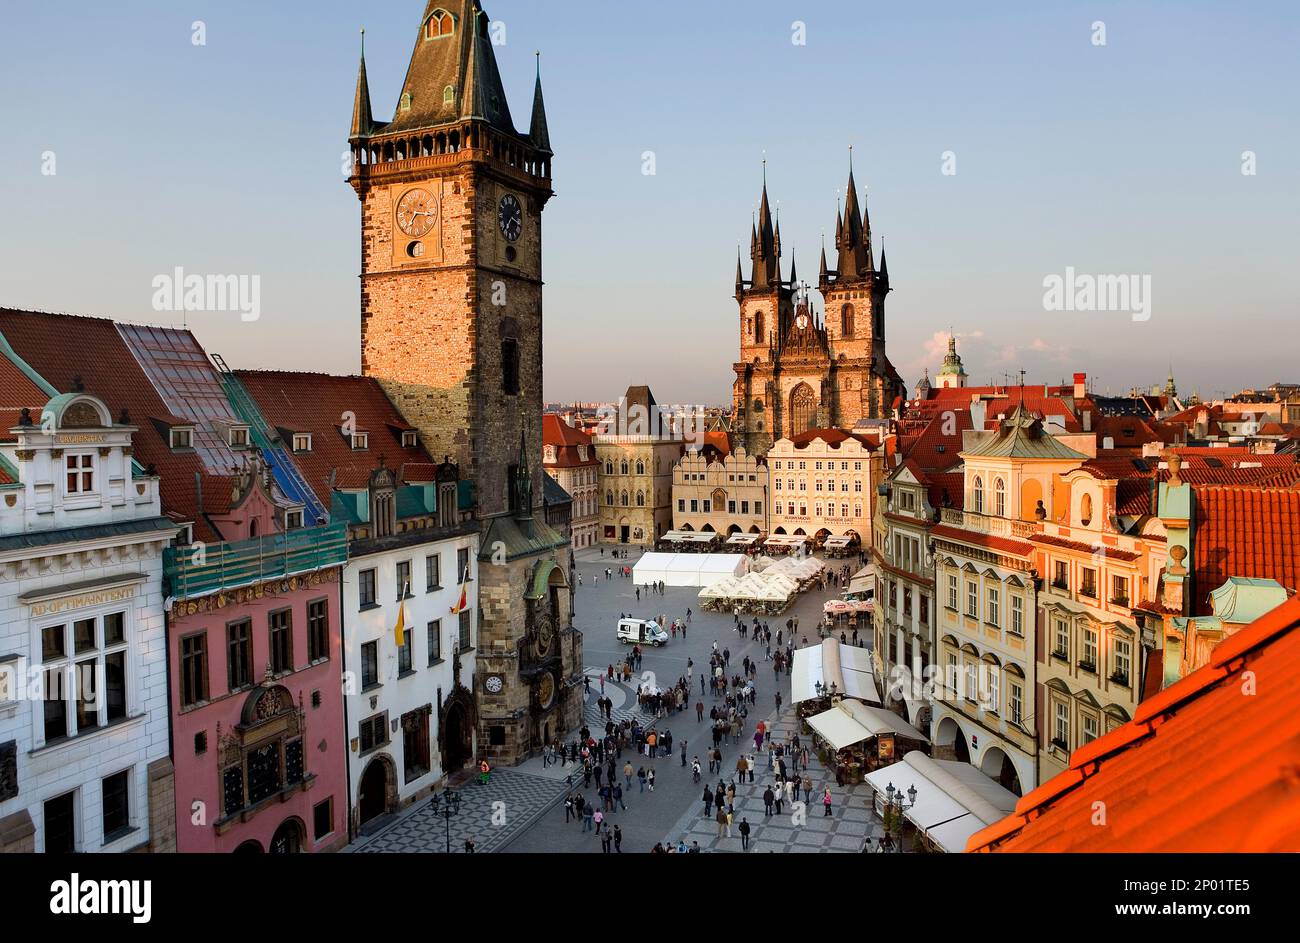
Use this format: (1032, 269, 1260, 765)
(498, 193, 523, 242)
(537, 617, 555, 656)
(796, 313, 809, 330)
(396, 188, 438, 237)
(485, 675, 504, 694)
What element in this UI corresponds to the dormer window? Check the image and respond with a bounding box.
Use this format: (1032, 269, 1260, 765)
(400, 93, 412, 113)
(443, 85, 456, 105)
(401, 431, 418, 448)
(285, 509, 304, 530)
(293, 433, 312, 453)
(170, 427, 194, 450)
(424, 9, 454, 40)
(352, 432, 369, 451)
(229, 426, 250, 449)
(175, 523, 194, 546)
(65, 454, 96, 495)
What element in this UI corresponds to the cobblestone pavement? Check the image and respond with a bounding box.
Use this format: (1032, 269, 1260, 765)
(348, 767, 570, 854)
(661, 702, 887, 853)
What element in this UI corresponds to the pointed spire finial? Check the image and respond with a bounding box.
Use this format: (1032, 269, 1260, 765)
(360, 27, 365, 58)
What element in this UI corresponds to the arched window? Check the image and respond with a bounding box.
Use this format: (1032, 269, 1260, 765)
(790, 383, 817, 436)
(620, 491, 629, 507)
(636, 459, 645, 475)
(841, 304, 855, 337)
(605, 461, 613, 475)
(620, 460, 629, 476)
(636, 491, 645, 507)
(754, 311, 765, 345)
(606, 491, 614, 506)
(994, 478, 1006, 517)
(425, 9, 454, 39)
(1080, 492, 1093, 527)
(973, 476, 985, 514)
(443, 85, 456, 105)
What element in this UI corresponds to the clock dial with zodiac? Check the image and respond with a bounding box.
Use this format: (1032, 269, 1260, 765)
(536, 616, 555, 656)
(537, 672, 556, 710)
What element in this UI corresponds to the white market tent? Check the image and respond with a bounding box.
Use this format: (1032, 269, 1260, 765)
(847, 565, 875, 599)
(806, 699, 927, 749)
(633, 552, 749, 588)
(865, 751, 1019, 854)
(699, 576, 743, 600)
(661, 530, 719, 546)
(823, 535, 854, 549)
(790, 639, 880, 705)
(726, 533, 762, 547)
(763, 535, 808, 550)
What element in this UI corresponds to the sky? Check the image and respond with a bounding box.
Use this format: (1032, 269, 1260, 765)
(1, 1, 1297, 406)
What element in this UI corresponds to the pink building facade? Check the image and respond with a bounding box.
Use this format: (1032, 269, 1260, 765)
(165, 473, 348, 853)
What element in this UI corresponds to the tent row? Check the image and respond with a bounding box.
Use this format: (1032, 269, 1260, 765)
(632, 552, 749, 588)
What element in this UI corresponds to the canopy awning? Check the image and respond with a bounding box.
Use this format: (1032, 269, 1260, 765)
(865, 751, 1019, 853)
(823, 535, 854, 549)
(847, 566, 875, 598)
(790, 639, 880, 705)
(662, 530, 719, 544)
(807, 705, 873, 750)
(726, 533, 762, 546)
(763, 535, 808, 548)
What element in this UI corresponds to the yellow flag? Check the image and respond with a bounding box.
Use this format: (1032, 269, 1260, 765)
(394, 586, 407, 648)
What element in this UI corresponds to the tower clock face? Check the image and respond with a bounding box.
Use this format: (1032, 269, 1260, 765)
(485, 675, 504, 694)
(796, 313, 809, 330)
(396, 188, 438, 237)
(498, 194, 523, 242)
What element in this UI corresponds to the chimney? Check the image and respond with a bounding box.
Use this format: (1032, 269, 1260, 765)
(1073, 372, 1087, 399)
(1082, 410, 1092, 432)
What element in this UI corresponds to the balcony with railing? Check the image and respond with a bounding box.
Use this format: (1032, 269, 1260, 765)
(164, 524, 348, 601)
(939, 507, 1038, 540)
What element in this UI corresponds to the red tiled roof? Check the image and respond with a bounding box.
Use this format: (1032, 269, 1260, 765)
(235, 370, 434, 506)
(929, 524, 1033, 557)
(0, 309, 235, 541)
(542, 413, 598, 468)
(967, 596, 1300, 852)
(1029, 532, 1142, 561)
(1192, 485, 1300, 612)
(0, 343, 50, 433)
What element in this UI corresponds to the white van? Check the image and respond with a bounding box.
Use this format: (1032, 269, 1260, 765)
(617, 618, 669, 647)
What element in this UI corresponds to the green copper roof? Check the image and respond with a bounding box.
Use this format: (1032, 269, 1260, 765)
(963, 406, 1087, 460)
(1208, 577, 1288, 624)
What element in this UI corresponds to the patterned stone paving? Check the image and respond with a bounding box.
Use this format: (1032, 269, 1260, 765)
(349, 767, 572, 854)
(661, 703, 888, 853)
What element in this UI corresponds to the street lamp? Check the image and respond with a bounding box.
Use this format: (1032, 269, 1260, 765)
(879, 781, 918, 853)
(428, 789, 463, 854)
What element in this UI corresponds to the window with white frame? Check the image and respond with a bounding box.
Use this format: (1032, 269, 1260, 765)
(986, 586, 1000, 627)
(170, 427, 194, 449)
(1082, 626, 1098, 669)
(293, 433, 312, 452)
(1008, 679, 1023, 726)
(1053, 699, 1070, 747)
(947, 573, 958, 610)
(983, 665, 999, 714)
(65, 454, 96, 495)
(1081, 711, 1099, 745)
(1054, 618, 1069, 658)
(966, 581, 978, 618)
(1010, 595, 1023, 635)
(351, 432, 369, 451)
(285, 509, 304, 530)
(945, 650, 958, 699)
(228, 426, 250, 448)
(40, 611, 129, 744)
(1113, 636, 1132, 684)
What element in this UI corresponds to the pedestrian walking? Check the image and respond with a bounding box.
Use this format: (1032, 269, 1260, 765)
(637, 766, 646, 792)
(739, 817, 751, 850)
(763, 786, 775, 817)
(716, 806, 730, 839)
(823, 787, 833, 816)
(647, 768, 656, 791)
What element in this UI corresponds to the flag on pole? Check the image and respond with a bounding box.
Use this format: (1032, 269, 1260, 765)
(394, 582, 409, 647)
(451, 565, 470, 614)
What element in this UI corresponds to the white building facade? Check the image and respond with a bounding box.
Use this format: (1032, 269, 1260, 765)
(0, 394, 176, 852)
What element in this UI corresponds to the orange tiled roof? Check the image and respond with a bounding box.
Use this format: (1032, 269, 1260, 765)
(1029, 532, 1142, 562)
(542, 413, 597, 468)
(1192, 485, 1300, 611)
(967, 595, 1300, 852)
(930, 523, 1033, 557)
(235, 370, 434, 506)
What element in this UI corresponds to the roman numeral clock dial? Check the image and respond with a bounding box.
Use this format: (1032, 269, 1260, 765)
(498, 193, 523, 242)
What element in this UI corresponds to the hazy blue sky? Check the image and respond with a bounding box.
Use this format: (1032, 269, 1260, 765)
(1, 1, 1296, 405)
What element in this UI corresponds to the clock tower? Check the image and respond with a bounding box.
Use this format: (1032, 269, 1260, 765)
(348, 1, 581, 765)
